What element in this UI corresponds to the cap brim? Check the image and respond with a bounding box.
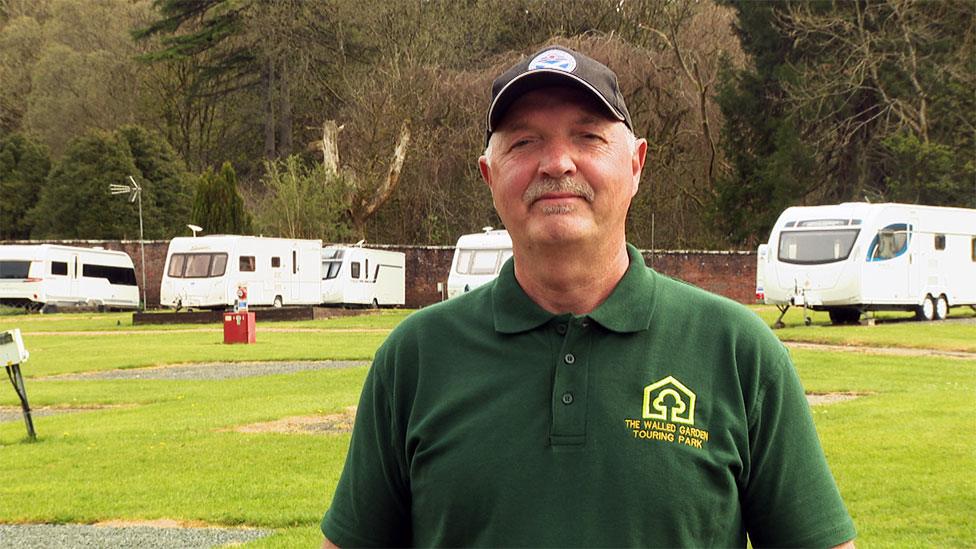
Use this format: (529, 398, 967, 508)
(486, 69, 627, 135)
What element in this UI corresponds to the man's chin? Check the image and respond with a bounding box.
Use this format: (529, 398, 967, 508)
(525, 217, 593, 245)
(539, 204, 578, 216)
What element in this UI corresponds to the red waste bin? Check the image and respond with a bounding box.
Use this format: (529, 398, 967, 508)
(223, 311, 256, 344)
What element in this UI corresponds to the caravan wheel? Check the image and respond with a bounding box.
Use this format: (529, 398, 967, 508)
(829, 308, 861, 325)
(934, 295, 949, 320)
(370, 298, 379, 309)
(272, 296, 283, 308)
(916, 295, 936, 321)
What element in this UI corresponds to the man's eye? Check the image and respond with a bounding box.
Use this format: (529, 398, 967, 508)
(510, 139, 531, 149)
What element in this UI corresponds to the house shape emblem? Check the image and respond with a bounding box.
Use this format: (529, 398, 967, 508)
(642, 376, 696, 425)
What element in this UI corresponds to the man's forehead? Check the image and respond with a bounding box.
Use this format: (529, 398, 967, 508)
(495, 87, 619, 131)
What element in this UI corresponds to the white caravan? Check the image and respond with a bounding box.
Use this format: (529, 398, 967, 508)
(160, 235, 322, 309)
(320, 246, 405, 307)
(0, 245, 139, 311)
(759, 202, 976, 326)
(447, 228, 513, 299)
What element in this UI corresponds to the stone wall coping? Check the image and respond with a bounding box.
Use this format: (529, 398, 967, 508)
(2, 240, 754, 255)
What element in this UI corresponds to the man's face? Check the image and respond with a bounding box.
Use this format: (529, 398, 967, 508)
(479, 87, 647, 250)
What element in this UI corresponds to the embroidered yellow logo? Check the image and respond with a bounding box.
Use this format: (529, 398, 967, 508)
(624, 375, 709, 449)
(642, 375, 696, 425)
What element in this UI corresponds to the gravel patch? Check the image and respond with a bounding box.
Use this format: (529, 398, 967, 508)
(230, 406, 357, 435)
(43, 360, 369, 381)
(806, 392, 865, 406)
(0, 405, 126, 423)
(0, 523, 270, 548)
(784, 341, 976, 360)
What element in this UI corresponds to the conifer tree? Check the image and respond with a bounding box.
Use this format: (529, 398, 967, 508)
(30, 131, 152, 239)
(0, 133, 51, 239)
(191, 162, 252, 235)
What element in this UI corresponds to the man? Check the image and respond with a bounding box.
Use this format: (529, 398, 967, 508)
(322, 45, 856, 548)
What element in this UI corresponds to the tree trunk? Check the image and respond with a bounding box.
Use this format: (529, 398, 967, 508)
(348, 121, 411, 240)
(263, 57, 276, 159)
(278, 59, 293, 157)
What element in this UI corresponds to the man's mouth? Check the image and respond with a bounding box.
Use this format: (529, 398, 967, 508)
(536, 192, 584, 202)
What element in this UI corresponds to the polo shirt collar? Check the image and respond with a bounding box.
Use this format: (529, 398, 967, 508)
(491, 243, 656, 334)
(586, 243, 656, 333)
(492, 257, 554, 333)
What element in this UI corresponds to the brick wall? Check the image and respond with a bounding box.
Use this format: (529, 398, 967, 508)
(640, 250, 757, 304)
(2, 240, 757, 307)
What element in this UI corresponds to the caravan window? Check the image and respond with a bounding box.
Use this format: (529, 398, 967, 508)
(82, 264, 137, 285)
(185, 254, 212, 277)
(796, 219, 849, 227)
(778, 229, 859, 264)
(51, 261, 68, 276)
(240, 256, 256, 272)
(322, 261, 342, 280)
(935, 235, 946, 251)
(470, 250, 501, 275)
(169, 253, 228, 278)
(455, 249, 508, 275)
(0, 261, 30, 279)
(350, 262, 361, 279)
(271, 257, 281, 268)
(168, 255, 186, 277)
(866, 224, 911, 261)
(455, 250, 473, 274)
(211, 254, 227, 276)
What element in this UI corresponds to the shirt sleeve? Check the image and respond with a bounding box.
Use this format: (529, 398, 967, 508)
(742, 354, 857, 548)
(321, 346, 411, 547)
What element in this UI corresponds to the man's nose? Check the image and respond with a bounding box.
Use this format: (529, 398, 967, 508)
(538, 141, 577, 178)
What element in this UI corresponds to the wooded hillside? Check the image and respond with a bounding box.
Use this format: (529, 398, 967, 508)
(1, 0, 972, 248)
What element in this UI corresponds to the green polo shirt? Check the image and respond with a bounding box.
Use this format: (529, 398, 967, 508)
(322, 244, 855, 547)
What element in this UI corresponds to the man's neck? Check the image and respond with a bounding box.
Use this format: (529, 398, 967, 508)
(512, 238, 631, 316)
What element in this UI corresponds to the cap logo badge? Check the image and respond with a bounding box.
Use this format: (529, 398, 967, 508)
(528, 49, 577, 73)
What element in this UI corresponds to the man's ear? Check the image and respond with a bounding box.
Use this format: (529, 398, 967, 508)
(631, 138, 648, 197)
(478, 155, 492, 189)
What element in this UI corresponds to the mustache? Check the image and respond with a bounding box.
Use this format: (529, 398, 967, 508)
(522, 177, 595, 205)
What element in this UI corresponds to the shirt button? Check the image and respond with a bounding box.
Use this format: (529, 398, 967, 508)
(556, 324, 567, 335)
(564, 353, 575, 364)
(561, 392, 574, 405)
(580, 319, 590, 328)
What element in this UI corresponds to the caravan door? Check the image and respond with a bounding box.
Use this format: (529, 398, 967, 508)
(864, 223, 912, 302)
(68, 253, 81, 300)
(44, 255, 71, 302)
(907, 218, 920, 300)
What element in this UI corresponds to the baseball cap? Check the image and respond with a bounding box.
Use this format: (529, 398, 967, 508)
(485, 45, 633, 145)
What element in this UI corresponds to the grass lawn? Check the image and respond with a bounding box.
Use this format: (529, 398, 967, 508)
(0, 308, 974, 547)
(0, 308, 411, 332)
(0, 310, 408, 377)
(753, 304, 976, 352)
(792, 349, 976, 547)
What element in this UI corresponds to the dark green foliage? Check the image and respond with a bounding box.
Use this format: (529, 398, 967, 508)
(134, 0, 249, 70)
(191, 162, 252, 235)
(716, 0, 975, 247)
(116, 125, 194, 236)
(27, 126, 193, 239)
(30, 131, 155, 239)
(882, 133, 975, 208)
(713, 2, 810, 246)
(0, 133, 51, 239)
